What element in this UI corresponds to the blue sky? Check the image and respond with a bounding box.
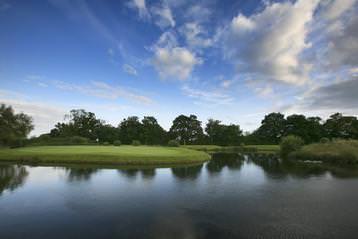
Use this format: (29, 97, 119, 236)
(1, 0, 357, 135)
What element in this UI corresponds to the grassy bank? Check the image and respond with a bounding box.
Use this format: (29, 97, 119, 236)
(289, 140, 358, 165)
(183, 144, 279, 153)
(0, 146, 211, 166)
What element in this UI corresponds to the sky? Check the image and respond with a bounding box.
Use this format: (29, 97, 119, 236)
(0, 0, 357, 136)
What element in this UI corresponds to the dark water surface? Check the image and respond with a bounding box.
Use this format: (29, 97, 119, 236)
(1, 154, 358, 239)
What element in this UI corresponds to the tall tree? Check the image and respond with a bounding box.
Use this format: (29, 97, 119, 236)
(0, 104, 33, 145)
(324, 113, 358, 139)
(169, 115, 203, 145)
(254, 112, 286, 144)
(50, 109, 103, 140)
(205, 119, 242, 146)
(142, 116, 167, 145)
(118, 116, 143, 144)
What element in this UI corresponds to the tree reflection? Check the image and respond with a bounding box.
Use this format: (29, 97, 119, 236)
(0, 164, 28, 195)
(171, 164, 203, 180)
(65, 167, 99, 182)
(206, 153, 244, 174)
(249, 153, 330, 178)
(117, 168, 156, 180)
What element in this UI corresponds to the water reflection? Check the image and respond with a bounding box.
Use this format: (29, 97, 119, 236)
(171, 164, 203, 180)
(0, 164, 28, 195)
(118, 168, 156, 180)
(248, 153, 358, 179)
(206, 153, 244, 174)
(64, 167, 99, 182)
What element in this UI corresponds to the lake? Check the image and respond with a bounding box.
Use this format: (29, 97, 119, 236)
(1, 153, 358, 239)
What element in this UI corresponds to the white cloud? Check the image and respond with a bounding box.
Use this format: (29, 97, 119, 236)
(153, 47, 202, 80)
(221, 0, 320, 85)
(155, 30, 178, 49)
(0, 93, 67, 136)
(129, 0, 150, 19)
(185, 4, 211, 23)
(53, 80, 153, 104)
(151, 3, 175, 28)
(221, 80, 234, 89)
(318, 0, 358, 68)
(181, 85, 234, 106)
(180, 22, 213, 49)
(321, 0, 356, 21)
(122, 64, 138, 76)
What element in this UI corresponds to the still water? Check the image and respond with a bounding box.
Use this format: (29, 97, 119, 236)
(1, 153, 358, 239)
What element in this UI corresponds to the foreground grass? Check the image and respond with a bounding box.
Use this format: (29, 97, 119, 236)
(289, 140, 358, 165)
(183, 144, 279, 153)
(0, 146, 211, 166)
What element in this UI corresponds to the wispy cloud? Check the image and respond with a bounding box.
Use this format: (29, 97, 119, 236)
(52, 80, 153, 104)
(122, 64, 138, 76)
(181, 85, 234, 106)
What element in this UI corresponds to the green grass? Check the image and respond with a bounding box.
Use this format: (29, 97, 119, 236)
(182, 145, 225, 152)
(289, 140, 358, 165)
(0, 145, 211, 166)
(182, 144, 279, 153)
(242, 145, 279, 153)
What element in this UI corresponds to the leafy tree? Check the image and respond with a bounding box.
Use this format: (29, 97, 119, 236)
(284, 115, 323, 143)
(0, 104, 33, 146)
(205, 119, 221, 144)
(169, 114, 203, 145)
(95, 124, 119, 143)
(142, 116, 167, 145)
(253, 112, 286, 144)
(205, 119, 242, 146)
(118, 116, 143, 144)
(323, 113, 358, 139)
(50, 109, 103, 140)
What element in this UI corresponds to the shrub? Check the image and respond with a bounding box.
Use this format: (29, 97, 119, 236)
(113, 140, 121, 146)
(168, 139, 180, 147)
(102, 142, 110, 145)
(290, 140, 358, 165)
(280, 135, 304, 159)
(9, 138, 27, 148)
(70, 136, 88, 145)
(320, 137, 329, 144)
(132, 140, 141, 146)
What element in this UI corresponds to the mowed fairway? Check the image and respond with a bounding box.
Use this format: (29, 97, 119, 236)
(0, 146, 211, 165)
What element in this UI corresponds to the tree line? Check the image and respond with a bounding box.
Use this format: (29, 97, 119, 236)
(1, 104, 358, 147)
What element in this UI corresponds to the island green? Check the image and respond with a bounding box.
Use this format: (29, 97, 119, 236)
(0, 146, 211, 166)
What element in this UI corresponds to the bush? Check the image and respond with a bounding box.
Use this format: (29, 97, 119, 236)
(132, 140, 141, 146)
(280, 135, 304, 159)
(320, 137, 329, 144)
(290, 140, 358, 165)
(168, 139, 180, 147)
(9, 138, 27, 148)
(102, 142, 110, 145)
(70, 136, 89, 145)
(113, 140, 121, 146)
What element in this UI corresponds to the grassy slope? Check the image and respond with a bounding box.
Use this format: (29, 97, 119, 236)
(290, 140, 358, 165)
(183, 145, 279, 153)
(0, 146, 210, 165)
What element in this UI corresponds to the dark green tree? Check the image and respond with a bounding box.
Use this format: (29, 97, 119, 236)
(95, 124, 119, 143)
(169, 114, 203, 145)
(142, 116, 167, 145)
(253, 112, 286, 144)
(50, 109, 103, 140)
(323, 113, 358, 139)
(118, 116, 143, 144)
(205, 119, 242, 146)
(0, 104, 33, 146)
